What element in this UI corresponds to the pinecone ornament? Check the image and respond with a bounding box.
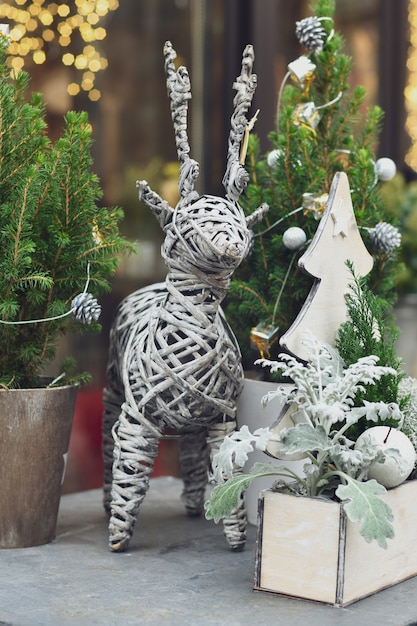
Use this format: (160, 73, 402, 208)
(295, 16, 327, 53)
(368, 222, 401, 254)
(71, 292, 101, 324)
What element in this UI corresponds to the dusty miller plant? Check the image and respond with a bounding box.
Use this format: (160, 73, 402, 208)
(205, 331, 407, 548)
(399, 376, 417, 456)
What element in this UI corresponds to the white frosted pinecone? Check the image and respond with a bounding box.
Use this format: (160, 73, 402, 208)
(369, 222, 401, 253)
(295, 17, 327, 52)
(71, 292, 101, 324)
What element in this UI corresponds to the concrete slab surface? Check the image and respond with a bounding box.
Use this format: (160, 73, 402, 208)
(1, 477, 417, 626)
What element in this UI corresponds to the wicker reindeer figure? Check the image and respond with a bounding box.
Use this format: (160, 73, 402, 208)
(102, 41, 267, 553)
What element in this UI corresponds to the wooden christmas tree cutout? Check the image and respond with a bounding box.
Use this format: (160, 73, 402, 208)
(280, 171, 373, 362)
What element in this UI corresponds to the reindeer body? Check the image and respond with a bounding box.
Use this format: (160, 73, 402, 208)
(103, 43, 267, 552)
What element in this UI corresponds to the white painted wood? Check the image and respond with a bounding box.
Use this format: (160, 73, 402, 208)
(280, 171, 374, 362)
(343, 480, 417, 604)
(255, 481, 417, 606)
(256, 490, 341, 604)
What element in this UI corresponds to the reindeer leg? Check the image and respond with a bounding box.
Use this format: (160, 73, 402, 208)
(108, 406, 162, 552)
(102, 383, 124, 514)
(179, 428, 209, 517)
(221, 472, 247, 552)
(208, 420, 247, 552)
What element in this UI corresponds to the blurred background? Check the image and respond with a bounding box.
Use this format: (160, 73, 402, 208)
(1, 0, 415, 491)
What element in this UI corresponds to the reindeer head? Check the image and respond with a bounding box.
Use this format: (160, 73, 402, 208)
(170, 194, 253, 279)
(137, 42, 268, 286)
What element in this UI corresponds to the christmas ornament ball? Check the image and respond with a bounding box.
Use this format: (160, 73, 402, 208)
(282, 226, 307, 250)
(374, 157, 397, 182)
(267, 149, 281, 168)
(355, 426, 416, 489)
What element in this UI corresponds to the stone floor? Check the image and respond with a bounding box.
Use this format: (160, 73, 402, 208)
(1, 477, 417, 626)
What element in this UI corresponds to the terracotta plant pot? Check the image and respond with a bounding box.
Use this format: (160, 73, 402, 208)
(0, 384, 77, 548)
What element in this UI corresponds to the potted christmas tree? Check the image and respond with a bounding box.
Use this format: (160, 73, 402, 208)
(231, 0, 403, 521)
(228, 0, 401, 372)
(0, 28, 132, 548)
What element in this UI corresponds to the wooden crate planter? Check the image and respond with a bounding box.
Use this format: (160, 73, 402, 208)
(254, 481, 417, 607)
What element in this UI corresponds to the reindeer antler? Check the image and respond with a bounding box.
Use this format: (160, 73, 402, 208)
(164, 41, 199, 206)
(223, 45, 257, 202)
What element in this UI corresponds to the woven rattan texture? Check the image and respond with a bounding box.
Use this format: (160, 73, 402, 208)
(103, 42, 267, 553)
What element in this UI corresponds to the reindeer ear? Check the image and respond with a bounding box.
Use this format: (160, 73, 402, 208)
(225, 163, 250, 202)
(246, 203, 269, 229)
(136, 180, 174, 228)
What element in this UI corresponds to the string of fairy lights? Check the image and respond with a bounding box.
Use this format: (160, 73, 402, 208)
(1, 1, 417, 161)
(0, 0, 119, 101)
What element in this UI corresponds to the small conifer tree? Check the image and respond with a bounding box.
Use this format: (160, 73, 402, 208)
(336, 262, 405, 418)
(0, 32, 132, 388)
(227, 0, 402, 371)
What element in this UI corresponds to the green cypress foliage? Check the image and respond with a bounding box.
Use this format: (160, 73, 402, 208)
(337, 262, 403, 392)
(0, 35, 132, 388)
(227, 0, 401, 371)
(336, 262, 406, 435)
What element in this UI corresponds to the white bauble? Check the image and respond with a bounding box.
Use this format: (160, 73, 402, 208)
(282, 226, 307, 250)
(355, 426, 416, 489)
(374, 157, 397, 182)
(267, 149, 281, 168)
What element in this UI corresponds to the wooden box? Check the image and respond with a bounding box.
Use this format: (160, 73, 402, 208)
(254, 482, 417, 607)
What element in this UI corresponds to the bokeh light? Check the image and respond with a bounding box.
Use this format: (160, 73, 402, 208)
(0, 1, 119, 100)
(406, 0, 417, 170)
